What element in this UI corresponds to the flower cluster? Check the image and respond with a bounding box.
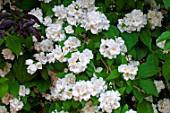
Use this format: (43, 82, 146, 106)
(157, 98, 170, 113)
(99, 37, 127, 59)
(68, 49, 93, 74)
(47, 73, 107, 102)
(0, 62, 12, 77)
(1, 48, 15, 61)
(52, 0, 110, 34)
(147, 10, 163, 30)
(81, 101, 101, 113)
(125, 109, 137, 113)
(117, 9, 147, 33)
(19, 85, 30, 97)
(1, 85, 30, 112)
(80, 10, 110, 34)
(0, 106, 8, 113)
(118, 61, 139, 81)
(51, 110, 69, 113)
(154, 80, 165, 93)
(99, 90, 121, 113)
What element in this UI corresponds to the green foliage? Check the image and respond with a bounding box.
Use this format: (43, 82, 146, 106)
(102, 25, 120, 38)
(6, 35, 22, 58)
(137, 101, 154, 113)
(163, 0, 170, 9)
(162, 59, 170, 81)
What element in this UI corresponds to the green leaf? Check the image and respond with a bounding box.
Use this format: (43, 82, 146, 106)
(74, 24, 86, 36)
(63, 100, 71, 111)
(15, 0, 37, 10)
(41, 69, 49, 80)
(132, 88, 145, 103)
(115, 0, 125, 11)
(164, 39, 170, 51)
(0, 78, 8, 83)
(139, 79, 158, 97)
(135, 45, 148, 60)
(21, 96, 27, 104)
(35, 78, 51, 93)
(139, 29, 152, 50)
(118, 87, 126, 95)
(137, 101, 154, 113)
(121, 104, 128, 113)
(163, 0, 170, 9)
(0, 83, 8, 98)
(156, 31, 170, 43)
(6, 35, 22, 58)
(8, 80, 19, 98)
(71, 100, 80, 108)
(114, 107, 121, 113)
(162, 59, 170, 81)
(107, 59, 114, 66)
(76, 75, 88, 81)
(106, 69, 120, 81)
(23, 36, 33, 50)
(138, 56, 160, 78)
(14, 56, 36, 84)
(0, 38, 4, 46)
(102, 25, 120, 38)
(121, 32, 138, 50)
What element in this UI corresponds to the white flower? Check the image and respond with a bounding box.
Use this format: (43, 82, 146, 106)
(125, 109, 137, 113)
(19, 85, 30, 97)
(154, 80, 165, 93)
(152, 103, 158, 113)
(80, 10, 110, 34)
(99, 90, 121, 113)
(1, 48, 15, 60)
(38, 0, 52, 3)
(147, 10, 163, 30)
(117, 9, 147, 33)
(157, 98, 170, 113)
(0, 106, 8, 113)
(99, 38, 126, 59)
(118, 61, 139, 81)
(27, 64, 38, 75)
(156, 40, 165, 49)
(53, 5, 67, 19)
(46, 23, 66, 42)
(43, 16, 52, 26)
(64, 36, 81, 49)
(28, 8, 43, 27)
(10, 98, 24, 112)
(25, 59, 34, 65)
(76, 0, 95, 8)
(52, 110, 69, 113)
(65, 25, 74, 34)
(81, 101, 101, 113)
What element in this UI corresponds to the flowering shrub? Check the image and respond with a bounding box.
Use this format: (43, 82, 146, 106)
(1, 0, 170, 113)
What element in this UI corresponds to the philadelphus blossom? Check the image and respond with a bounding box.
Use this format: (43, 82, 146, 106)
(1, 48, 15, 60)
(80, 10, 110, 34)
(38, 0, 52, 3)
(28, 7, 43, 27)
(10, 98, 24, 112)
(81, 101, 101, 113)
(19, 85, 30, 97)
(99, 37, 127, 59)
(118, 61, 139, 81)
(99, 90, 121, 113)
(117, 9, 147, 33)
(25, 59, 42, 75)
(68, 49, 93, 74)
(72, 75, 107, 101)
(76, 0, 95, 8)
(0, 106, 8, 113)
(152, 103, 158, 113)
(46, 23, 66, 42)
(65, 25, 74, 34)
(52, 5, 67, 19)
(157, 98, 170, 113)
(50, 73, 76, 101)
(125, 109, 137, 113)
(0, 62, 12, 77)
(147, 10, 163, 30)
(154, 80, 165, 93)
(43, 16, 52, 26)
(156, 40, 165, 50)
(52, 110, 69, 113)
